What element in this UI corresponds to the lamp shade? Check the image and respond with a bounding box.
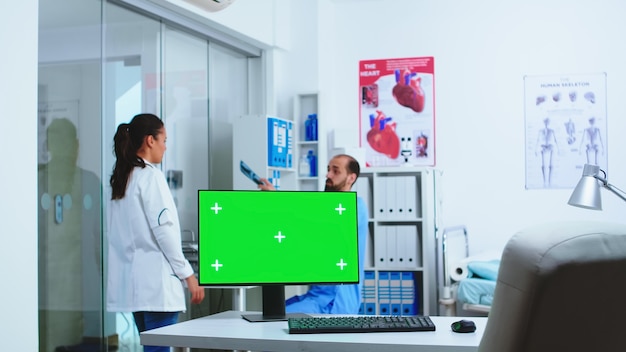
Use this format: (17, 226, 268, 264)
(568, 164, 602, 210)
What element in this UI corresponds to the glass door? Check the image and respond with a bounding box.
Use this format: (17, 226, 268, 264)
(102, 3, 163, 349)
(40, 0, 262, 350)
(38, 0, 109, 350)
(161, 25, 209, 258)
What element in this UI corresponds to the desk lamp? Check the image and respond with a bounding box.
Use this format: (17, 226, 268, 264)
(568, 164, 626, 210)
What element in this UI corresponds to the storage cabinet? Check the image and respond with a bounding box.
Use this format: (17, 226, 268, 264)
(293, 93, 324, 191)
(354, 167, 439, 316)
(232, 114, 296, 190)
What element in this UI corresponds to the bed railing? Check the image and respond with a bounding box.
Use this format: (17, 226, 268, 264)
(438, 225, 468, 316)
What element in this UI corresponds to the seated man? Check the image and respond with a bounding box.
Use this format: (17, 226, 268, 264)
(258, 154, 369, 314)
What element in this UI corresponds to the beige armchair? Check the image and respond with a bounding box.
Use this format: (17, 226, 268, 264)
(479, 221, 626, 352)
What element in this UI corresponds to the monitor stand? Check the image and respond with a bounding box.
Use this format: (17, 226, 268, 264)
(241, 285, 311, 322)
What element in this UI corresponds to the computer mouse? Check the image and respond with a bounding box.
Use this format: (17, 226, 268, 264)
(451, 319, 476, 333)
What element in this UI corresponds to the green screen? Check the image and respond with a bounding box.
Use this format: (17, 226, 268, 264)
(197, 190, 360, 285)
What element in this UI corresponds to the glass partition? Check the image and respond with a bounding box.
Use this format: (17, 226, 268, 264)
(38, 0, 107, 350)
(162, 26, 209, 254)
(39, 1, 261, 350)
(102, 3, 164, 349)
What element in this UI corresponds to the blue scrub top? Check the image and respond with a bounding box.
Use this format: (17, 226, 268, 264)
(286, 196, 369, 314)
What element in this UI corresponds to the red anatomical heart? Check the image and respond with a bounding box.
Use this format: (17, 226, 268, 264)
(367, 111, 400, 159)
(392, 70, 425, 113)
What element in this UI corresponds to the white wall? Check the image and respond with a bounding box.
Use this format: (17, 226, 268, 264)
(273, 0, 319, 118)
(0, 0, 38, 349)
(165, 0, 626, 253)
(160, 0, 291, 49)
(318, 0, 626, 253)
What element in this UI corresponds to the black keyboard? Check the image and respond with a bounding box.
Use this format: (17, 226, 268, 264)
(287, 315, 436, 334)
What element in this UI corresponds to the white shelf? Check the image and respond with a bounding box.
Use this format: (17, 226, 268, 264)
(298, 176, 319, 181)
(297, 141, 319, 146)
(354, 168, 439, 316)
(294, 92, 323, 191)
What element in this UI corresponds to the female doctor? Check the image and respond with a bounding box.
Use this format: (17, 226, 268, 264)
(107, 113, 204, 352)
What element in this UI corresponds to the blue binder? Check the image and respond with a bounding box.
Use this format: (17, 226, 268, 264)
(378, 271, 391, 315)
(286, 120, 294, 168)
(267, 117, 278, 167)
(276, 118, 288, 167)
(401, 271, 418, 315)
(362, 271, 376, 315)
(267, 117, 288, 167)
(390, 271, 402, 315)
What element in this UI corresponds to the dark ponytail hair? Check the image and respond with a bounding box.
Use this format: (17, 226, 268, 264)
(110, 113, 164, 200)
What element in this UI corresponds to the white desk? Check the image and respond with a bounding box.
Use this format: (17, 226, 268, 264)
(141, 310, 487, 352)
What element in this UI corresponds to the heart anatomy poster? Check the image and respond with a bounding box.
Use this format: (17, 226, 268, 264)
(524, 73, 607, 189)
(359, 57, 435, 167)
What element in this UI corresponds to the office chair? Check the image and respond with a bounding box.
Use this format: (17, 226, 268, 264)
(478, 221, 626, 352)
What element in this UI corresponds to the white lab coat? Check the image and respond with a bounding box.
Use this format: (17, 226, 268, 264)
(106, 161, 194, 312)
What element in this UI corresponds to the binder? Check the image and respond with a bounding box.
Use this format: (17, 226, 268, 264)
(270, 170, 281, 190)
(407, 226, 420, 267)
(393, 176, 409, 220)
(374, 177, 387, 219)
(401, 271, 417, 315)
(396, 226, 407, 267)
(374, 226, 388, 266)
(286, 120, 294, 168)
(397, 225, 419, 268)
(266, 116, 289, 167)
(276, 118, 288, 167)
(276, 170, 281, 190)
(354, 177, 371, 218)
(363, 271, 376, 315)
(390, 271, 402, 315)
(386, 226, 398, 268)
(378, 271, 390, 315)
(404, 175, 418, 219)
(267, 117, 275, 166)
(385, 176, 397, 219)
(267, 117, 280, 167)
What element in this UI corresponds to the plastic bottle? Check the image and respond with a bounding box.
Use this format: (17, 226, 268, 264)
(307, 150, 317, 177)
(299, 155, 310, 177)
(305, 113, 318, 141)
(310, 113, 318, 141)
(304, 115, 311, 141)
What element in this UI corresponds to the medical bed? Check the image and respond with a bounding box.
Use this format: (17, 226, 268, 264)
(438, 226, 500, 316)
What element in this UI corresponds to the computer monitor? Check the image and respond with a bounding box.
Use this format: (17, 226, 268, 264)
(197, 189, 360, 322)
